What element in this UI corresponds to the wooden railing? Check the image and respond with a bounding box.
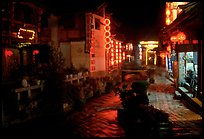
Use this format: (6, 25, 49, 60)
(13, 84, 44, 101)
(12, 83, 44, 111)
(64, 72, 89, 84)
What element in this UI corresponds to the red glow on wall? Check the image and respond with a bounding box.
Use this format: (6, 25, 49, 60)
(5, 49, 13, 57)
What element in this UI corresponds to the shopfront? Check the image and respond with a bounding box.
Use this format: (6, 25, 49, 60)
(176, 43, 199, 95)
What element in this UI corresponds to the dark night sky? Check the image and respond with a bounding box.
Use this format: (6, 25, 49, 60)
(105, 0, 166, 41)
(41, 0, 166, 41)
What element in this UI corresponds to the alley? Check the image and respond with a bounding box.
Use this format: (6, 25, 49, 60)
(2, 69, 202, 137)
(65, 71, 203, 137)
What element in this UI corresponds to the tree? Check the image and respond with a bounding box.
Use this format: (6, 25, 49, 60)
(40, 46, 66, 115)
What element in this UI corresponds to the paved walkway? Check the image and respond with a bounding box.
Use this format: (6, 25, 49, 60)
(2, 71, 202, 137)
(148, 75, 202, 137)
(64, 74, 202, 137)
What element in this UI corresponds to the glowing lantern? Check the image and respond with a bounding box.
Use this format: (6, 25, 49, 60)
(105, 37, 111, 43)
(33, 50, 39, 55)
(104, 26, 110, 31)
(160, 53, 165, 58)
(104, 19, 110, 25)
(166, 18, 171, 25)
(105, 44, 111, 49)
(170, 35, 178, 43)
(104, 18, 111, 49)
(104, 31, 111, 37)
(177, 32, 186, 41)
(167, 45, 171, 52)
(5, 49, 13, 57)
(166, 9, 170, 16)
(170, 31, 186, 43)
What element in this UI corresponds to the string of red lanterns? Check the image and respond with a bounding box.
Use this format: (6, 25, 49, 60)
(104, 18, 111, 49)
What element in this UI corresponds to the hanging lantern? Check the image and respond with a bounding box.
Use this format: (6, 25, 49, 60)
(105, 43, 111, 49)
(167, 45, 171, 52)
(104, 31, 111, 37)
(5, 49, 13, 57)
(170, 35, 178, 43)
(104, 19, 110, 25)
(104, 26, 110, 31)
(33, 50, 39, 55)
(104, 18, 111, 49)
(105, 37, 111, 43)
(160, 52, 165, 58)
(177, 32, 186, 41)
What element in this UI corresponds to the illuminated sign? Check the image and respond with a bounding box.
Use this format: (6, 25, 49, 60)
(139, 41, 158, 50)
(16, 42, 31, 48)
(17, 28, 35, 40)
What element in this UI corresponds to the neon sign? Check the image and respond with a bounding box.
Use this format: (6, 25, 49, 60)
(17, 28, 35, 40)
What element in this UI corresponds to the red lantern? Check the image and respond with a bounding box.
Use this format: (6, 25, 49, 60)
(104, 26, 110, 31)
(104, 31, 111, 37)
(105, 44, 111, 49)
(105, 37, 111, 43)
(177, 32, 186, 41)
(104, 18, 111, 49)
(33, 50, 39, 55)
(5, 49, 13, 57)
(170, 35, 178, 43)
(104, 19, 110, 25)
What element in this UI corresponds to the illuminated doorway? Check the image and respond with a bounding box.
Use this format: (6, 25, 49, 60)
(147, 51, 155, 65)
